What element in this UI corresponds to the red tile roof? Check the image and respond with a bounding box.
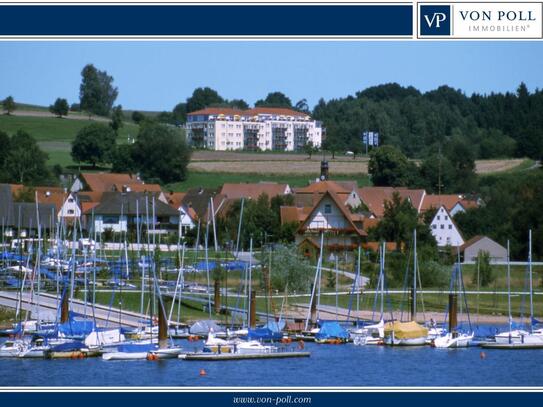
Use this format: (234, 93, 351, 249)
(280, 206, 310, 225)
(187, 107, 310, 118)
(358, 187, 426, 217)
(187, 107, 245, 116)
(421, 194, 464, 212)
(80, 173, 142, 192)
(220, 183, 290, 201)
(295, 180, 351, 195)
(245, 107, 309, 117)
(166, 192, 186, 210)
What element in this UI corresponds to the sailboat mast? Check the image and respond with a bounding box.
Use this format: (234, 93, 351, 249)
(356, 246, 361, 317)
(507, 240, 512, 335)
(380, 242, 385, 318)
(413, 229, 417, 322)
(529, 229, 533, 333)
(247, 237, 253, 328)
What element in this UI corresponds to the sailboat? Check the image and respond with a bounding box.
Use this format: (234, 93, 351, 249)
(103, 197, 183, 360)
(384, 231, 429, 346)
(433, 253, 474, 348)
(350, 244, 386, 345)
(493, 233, 543, 346)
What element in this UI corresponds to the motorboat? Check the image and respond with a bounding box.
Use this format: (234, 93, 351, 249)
(494, 329, 543, 345)
(235, 340, 277, 355)
(203, 331, 239, 353)
(384, 321, 428, 346)
(18, 340, 50, 358)
(0, 340, 25, 357)
(433, 332, 474, 348)
(350, 320, 384, 345)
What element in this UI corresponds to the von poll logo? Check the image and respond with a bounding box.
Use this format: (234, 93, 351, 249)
(420, 5, 451, 35)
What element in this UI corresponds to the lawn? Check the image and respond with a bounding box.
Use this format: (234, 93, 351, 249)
(166, 171, 372, 192)
(0, 113, 140, 166)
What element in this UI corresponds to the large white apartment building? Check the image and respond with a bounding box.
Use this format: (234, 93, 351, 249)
(186, 107, 323, 151)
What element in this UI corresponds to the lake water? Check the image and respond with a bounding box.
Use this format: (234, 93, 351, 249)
(1, 339, 542, 387)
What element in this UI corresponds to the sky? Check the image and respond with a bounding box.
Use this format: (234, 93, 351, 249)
(1, 41, 542, 111)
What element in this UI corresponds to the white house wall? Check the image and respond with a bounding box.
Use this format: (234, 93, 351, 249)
(305, 196, 349, 231)
(58, 194, 81, 220)
(430, 206, 464, 247)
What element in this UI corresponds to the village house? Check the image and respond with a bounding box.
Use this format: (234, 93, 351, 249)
(0, 184, 57, 238)
(165, 191, 198, 235)
(459, 235, 507, 263)
(281, 188, 369, 261)
(429, 205, 464, 247)
(85, 191, 179, 234)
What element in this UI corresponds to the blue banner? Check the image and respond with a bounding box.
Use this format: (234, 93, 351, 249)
(0, 391, 541, 406)
(0, 4, 412, 36)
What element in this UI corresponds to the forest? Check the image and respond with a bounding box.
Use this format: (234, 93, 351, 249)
(313, 82, 543, 161)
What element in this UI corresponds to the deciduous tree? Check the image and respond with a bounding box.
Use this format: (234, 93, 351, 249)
(71, 123, 116, 168)
(79, 64, 118, 117)
(49, 98, 69, 118)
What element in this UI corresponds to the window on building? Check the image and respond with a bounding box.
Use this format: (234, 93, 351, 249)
(448, 225, 452, 229)
(432, 225, 437, 229)
(68, 198, 74, 203)
(324, 204, 332, 214)
(445, 216, 448, 220)
(67, 209, 74, 215)
(437, 215, 440, 220)
(440, 224, 444, 229)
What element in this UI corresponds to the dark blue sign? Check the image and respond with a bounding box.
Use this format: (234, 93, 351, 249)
(0, 5, 412, 36)
(420, 4, 451, 36)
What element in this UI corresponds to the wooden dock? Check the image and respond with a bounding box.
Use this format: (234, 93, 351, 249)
(480, 342, 543, 350)
(179, 351, 310, 361)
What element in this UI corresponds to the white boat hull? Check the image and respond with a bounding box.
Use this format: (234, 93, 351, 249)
(384, 336, 427, 346)
(150, 348, 184, 359)
(495, 330, 543, 345)
(102, 352, 149, 360)
(433, 333, 474, 348)
(18, 347, 49, 358)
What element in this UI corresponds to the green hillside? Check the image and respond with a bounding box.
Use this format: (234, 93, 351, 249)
(0, 113, 139, 167)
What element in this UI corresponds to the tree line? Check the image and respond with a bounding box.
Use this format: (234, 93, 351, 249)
(314, 82, 543, 161)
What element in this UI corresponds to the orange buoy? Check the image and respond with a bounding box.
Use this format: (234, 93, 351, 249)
(199, 369, 207, 376)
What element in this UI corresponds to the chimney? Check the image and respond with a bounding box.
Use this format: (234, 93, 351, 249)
(320, 160, 329, 181)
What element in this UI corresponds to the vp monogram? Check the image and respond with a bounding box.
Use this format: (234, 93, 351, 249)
(424, 12, 448, 28)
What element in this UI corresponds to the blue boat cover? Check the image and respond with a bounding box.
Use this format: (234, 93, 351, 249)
(193, 261, 217, 271)
(50, 341, 85, 352)
(57, 313, 96, 338)
(245, 328, 283, 341)
(224, 261, 248, 271)
(262, 320, 286, 333)
(117, 343, 158, 353)
(315, 321, 349, 340)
